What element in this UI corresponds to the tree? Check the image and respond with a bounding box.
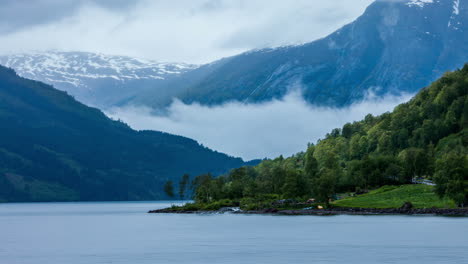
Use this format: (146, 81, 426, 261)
(226, 167, 250, 199)
(349, 134, 362, 159)
(179, 174, 190, 200)
(304, 146, 318, 182)
(164, 180, 175, 198)
(398, 148, 431, 182)
(330, 128, 341, 138)
(342, 123, 354, 139)
(191, 173, 222, 203)
(345, 160, 366, 190)
(377, 132, 392, 153)
(312, 151, 340, 204)
(392, 128, 409, 149)
(313, 169, 337, 205)
(282, 169, 308, 198)
(434, 152, 468, 207)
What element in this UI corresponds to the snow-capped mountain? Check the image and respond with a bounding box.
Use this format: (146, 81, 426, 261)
(2, 0, 467, 110)
(131, 0, 468, 108)
(0, 51, 198, 108)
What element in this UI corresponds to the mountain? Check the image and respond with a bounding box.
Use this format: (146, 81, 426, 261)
(0, 66, 257, 202)
(131, 0, 468, 108)
(5, 1, 466, 110)
(0, 51, 198, 109)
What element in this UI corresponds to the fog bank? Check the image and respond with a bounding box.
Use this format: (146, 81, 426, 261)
(107, 92, 412, 160)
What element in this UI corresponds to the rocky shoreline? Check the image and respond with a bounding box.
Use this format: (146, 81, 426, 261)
(148, 207, 468, 216)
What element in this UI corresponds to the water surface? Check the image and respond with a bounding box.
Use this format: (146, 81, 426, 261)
(1, 201, 467, 264)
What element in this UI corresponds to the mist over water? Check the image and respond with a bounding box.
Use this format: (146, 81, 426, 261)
(107, 92, 413, 160)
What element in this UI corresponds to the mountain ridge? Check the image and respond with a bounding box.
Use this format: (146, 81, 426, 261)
(0, 65, 257, 202)
(130, 0, 468, 108)
(0, 51, 198, 108)
(3, 1, 467, 110)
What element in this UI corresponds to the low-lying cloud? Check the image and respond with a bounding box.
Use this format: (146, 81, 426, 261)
(106, 92, 413, 161)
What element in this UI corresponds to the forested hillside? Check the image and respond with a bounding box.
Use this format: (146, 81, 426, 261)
(0, 66, 256, 202)
(187, 65, 468, 208)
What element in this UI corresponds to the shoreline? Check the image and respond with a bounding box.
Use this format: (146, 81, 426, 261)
(148, 207, 468, 216)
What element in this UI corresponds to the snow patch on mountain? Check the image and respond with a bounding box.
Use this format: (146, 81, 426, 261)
(405, 0, 434, 8)
(0, 51, 200, 108)
(0, 51, 198, 88)
(448, 0, 462, 29)
(453, 0, 460, 15)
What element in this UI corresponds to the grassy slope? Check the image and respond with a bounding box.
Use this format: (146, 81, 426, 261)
(333, 185, 456, 209)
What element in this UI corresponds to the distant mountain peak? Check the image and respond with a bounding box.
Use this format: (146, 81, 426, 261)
(0, 51, 198, 86)
(0, 51, 199, 108)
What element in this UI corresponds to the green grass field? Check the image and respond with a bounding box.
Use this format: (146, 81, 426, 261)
(333, 185, 456, 209)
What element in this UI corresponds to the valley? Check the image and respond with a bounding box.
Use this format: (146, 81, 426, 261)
(1, 1, 468, 263)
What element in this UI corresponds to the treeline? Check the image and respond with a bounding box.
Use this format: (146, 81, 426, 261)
(172, 65, 468, 207)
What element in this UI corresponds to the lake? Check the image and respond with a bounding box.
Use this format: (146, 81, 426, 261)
(0, 201, 467, 264)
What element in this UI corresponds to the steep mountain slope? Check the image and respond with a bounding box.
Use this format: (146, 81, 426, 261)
(134, 0, 468, 108)
(0, 51, 197, 108)
(0, 66, 256, 202)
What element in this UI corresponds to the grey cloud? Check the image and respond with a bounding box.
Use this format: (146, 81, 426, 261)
(220, 1, 375, 50)
(0, 0, 374, 63)
(0, 0, 78, 33)
(197, 0, 225, 12)
(0, 0, 139, 34)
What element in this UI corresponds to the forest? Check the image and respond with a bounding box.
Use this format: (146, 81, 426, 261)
(169, 65, 468, 209)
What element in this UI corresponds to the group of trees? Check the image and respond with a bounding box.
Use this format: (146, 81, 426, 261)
(164, 174, 190, 200)
(166, 66, 468, 207)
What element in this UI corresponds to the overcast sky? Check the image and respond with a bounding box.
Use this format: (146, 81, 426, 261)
(0, 0, 374, 63)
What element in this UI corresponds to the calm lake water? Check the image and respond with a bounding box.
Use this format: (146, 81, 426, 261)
(0, 201, 467, 264)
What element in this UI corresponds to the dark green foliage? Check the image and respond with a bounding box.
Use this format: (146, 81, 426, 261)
(282, 169, 308, 198)
(314, 169, 337, 205)
(164, 181, 175, 198)
(164, 199, 238, 212)
(434, 152, 468, 207)
(398, 148, 433, 182)
(178, 174, 190, 200)
(187, 66, 468, 207)
(190, 173, 218, 203)
(304, 145, 318, 181)
(0, 66, 257, 202)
